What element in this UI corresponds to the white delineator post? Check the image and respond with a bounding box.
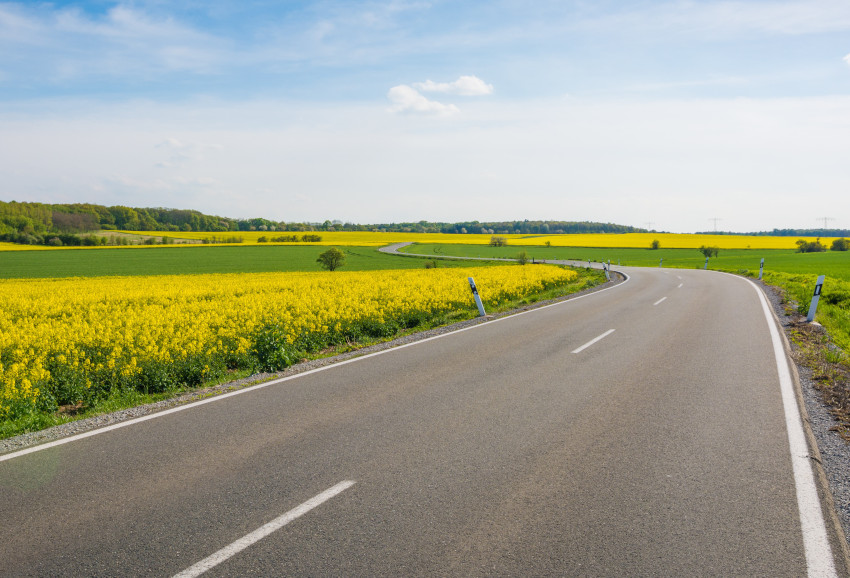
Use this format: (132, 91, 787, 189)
(704, 257, 709, 270)
(759, 258, 765, 280)
(468, 277, 486, 317)
(659, 258, 663, 268)
(806, 275, 825, 323)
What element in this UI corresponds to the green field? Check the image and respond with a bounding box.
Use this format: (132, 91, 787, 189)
(0, 245, 494, 278)
(404, 242, 850, 354)
(401, 243, 850, 281)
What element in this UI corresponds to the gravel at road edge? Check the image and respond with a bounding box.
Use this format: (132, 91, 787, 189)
(760, 279, 850, 550)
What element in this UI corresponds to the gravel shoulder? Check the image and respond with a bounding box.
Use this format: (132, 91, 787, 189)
(760, 279, 850, 553)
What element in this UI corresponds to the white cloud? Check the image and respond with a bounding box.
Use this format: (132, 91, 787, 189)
(387, 85, 459, 115)
(845, 54, 850, 66)
(414, 75, 494, 96)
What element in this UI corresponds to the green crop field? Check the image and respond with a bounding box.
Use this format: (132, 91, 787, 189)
(401, 243, 850, 281)
(0, 245, 498, 279)
(405, 242, 850, 353)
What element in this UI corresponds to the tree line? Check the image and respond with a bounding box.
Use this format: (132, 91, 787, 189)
(0, 200, 653, 246)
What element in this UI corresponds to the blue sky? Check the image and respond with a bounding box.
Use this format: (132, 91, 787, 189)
(1, 0, 849, 232)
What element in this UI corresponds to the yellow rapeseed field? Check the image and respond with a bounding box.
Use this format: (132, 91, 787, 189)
(0, 232, 833, 251)
(0, 266, 575, 418)
(0, 242, 51, 251)
(138, 231, 828, 250)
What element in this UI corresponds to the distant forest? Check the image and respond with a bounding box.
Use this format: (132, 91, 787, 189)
(696, 228, 850, 237)
(0, 200, 650, 246)
(1, 200, 846, 247)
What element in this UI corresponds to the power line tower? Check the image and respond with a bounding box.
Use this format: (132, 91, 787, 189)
(644, 221, 654, 231)
(709, 217, 721, 233)
(818, 217, 835, 230)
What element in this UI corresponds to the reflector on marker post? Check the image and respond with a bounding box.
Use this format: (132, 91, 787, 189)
(468, 277, 486, 317)
(659, 258, 663, 268)
(759, 258, 764, 280)
(807, 275, 825, 323)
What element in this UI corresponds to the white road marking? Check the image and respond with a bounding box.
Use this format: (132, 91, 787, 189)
(676, 275, 682, 279)
(677, 283, 683, 289)
(571, 329, 615, 354)
(173, 480, 356, 578)
(745, 277, 838, 577)
(1, 272, 631, 463)
(653, 297, 667, 306)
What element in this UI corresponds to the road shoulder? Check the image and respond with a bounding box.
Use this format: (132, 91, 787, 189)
(761, 280, 850, 569)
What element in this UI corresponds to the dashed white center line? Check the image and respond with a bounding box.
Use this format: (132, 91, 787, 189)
(173, 480, 356, 578)
(653, 297, 667, 306)
(572, 329, 615, 354)
(677, 283, 683, 289)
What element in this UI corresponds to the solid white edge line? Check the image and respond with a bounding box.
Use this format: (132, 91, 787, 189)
(743, 277, 837, 577)
(653, 296, 667, 306)
(571, 329, 616, 354)
(1, 270, 632, 463)
(173, 480, 355, 578)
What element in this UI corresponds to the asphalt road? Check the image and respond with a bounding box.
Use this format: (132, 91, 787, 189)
(1, 265, 845, 576)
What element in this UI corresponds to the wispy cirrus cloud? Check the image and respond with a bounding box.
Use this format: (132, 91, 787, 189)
(0, 3, 227, 84)
(845, 54, 850, 66)
(581, 0, 850, 37)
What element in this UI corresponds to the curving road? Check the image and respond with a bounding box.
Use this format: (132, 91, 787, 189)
(0, 260, 846, 576)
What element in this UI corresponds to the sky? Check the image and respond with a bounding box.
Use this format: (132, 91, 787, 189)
(1, 0, 849, 233)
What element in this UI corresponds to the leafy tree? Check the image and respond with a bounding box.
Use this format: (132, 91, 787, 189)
(698, 245, 719, 258)
(489, 235, 508, 247)
(317, 247, 346, 271)
(830, 238, 848, 251)
(650, 239, 660, 250)
(516, 250, 529, 265)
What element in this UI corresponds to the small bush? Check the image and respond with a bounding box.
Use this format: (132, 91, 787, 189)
(650, 239, 660, 250)
(257, 236, 268, 243)
(302, 234, 322, 242)
(424, 260, 438, 269)
(796, 239, 827, 253)
(516, 251, 529, 265)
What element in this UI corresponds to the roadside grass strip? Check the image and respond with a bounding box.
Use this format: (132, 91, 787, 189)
(173, 481, 356, 578)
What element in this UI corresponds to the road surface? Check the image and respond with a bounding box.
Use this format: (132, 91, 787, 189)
(0, 264, 845, 576)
